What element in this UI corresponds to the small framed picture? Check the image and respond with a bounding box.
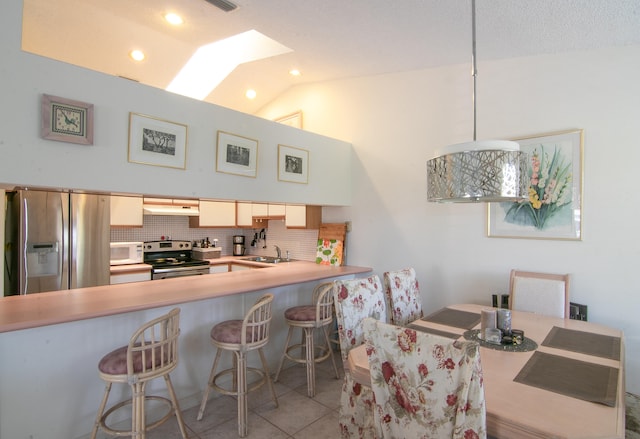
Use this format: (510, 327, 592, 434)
(216, 131, 258, 178)
(274, 110, 303, 129)
(278, 144, 309, 184)
(128, 112, 187, 169)
(41, 94, 94, 145)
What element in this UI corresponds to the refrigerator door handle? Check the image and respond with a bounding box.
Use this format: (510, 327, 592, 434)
(22, 197, 28, 294)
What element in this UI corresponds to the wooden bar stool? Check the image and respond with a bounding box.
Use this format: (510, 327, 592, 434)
(197, 294, 278, 437)
(90, 307, 188, 439)
(274, 282, 340, 397)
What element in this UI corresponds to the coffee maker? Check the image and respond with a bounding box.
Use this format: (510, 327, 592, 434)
(233, 235, 245, 256)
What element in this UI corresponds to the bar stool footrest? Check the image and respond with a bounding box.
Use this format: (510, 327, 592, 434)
(212, 367, 269, 396)
(284, 343, 332, 365)
(99, 395, 174, 436)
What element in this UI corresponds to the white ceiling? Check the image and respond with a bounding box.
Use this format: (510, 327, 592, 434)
(21, 0, 640, 115)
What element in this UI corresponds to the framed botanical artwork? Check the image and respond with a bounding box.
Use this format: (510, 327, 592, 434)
(487, 129, 583, 240)
(278, 144, 309, 184)
(41, 94, 94, 145)
(274, 110, 303, 129)
(128, 113, 187, 169)
(216, 131, 258, 178)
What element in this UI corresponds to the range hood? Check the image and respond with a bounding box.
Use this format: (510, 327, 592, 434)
(143, 198, 200, 216)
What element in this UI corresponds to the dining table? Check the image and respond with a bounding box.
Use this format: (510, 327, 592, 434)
(347, 303, 625, 439)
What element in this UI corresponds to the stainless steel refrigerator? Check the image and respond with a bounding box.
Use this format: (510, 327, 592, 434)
(4, 189, 110, 295)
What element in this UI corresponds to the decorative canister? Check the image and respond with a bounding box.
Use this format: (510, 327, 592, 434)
(497, 309, 512, 335)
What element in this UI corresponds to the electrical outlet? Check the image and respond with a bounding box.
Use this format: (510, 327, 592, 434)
(569, 302, 588, 321)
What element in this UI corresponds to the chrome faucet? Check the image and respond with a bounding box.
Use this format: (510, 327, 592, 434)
(274, 245, 282, 259)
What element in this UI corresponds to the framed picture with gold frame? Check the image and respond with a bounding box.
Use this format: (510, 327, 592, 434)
(216, 131, 258, 178)
(487, 129, 583, 240)
(41, 94, 94, 145)
(128, 112, 187, 169)
(274, 110, 303, 129)
(278, 144, 308, 184)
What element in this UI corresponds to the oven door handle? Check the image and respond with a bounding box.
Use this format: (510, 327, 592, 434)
(155, 271, 208, 280)
(152, 265, 209, 274)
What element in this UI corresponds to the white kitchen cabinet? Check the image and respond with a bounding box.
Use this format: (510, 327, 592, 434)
(190, 200, 236, 228)
(251, 203, 268, 217)
(110, 270, 151, 284)
(236, 202, 254, 227)
(285, 205, 322, 229)
(230, 264, 252, 271)
(268, 204, 286, 216)
(251, 203, 285, 218)
(110, 196, 143, 227)
(251, 203, 286, 227)
(209, 264, 229, 274)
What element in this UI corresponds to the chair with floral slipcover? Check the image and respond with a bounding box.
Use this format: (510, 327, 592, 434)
(383, 267, 423, 326)
(363, 317, 487, 439)
(333, 275, 387, 439)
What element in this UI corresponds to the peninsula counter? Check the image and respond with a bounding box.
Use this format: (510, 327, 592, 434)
(0, 260, 371, 439)
(0, 259, 371, 333)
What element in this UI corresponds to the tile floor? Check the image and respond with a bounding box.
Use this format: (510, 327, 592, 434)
(108, 357, 344, 439)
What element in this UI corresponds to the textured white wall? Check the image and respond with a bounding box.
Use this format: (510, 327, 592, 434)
(0, 3, 352, 207)
(258, 45, 640, 394)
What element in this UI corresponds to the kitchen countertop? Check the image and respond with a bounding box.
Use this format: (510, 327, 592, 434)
(110, 263, 153, 274)
(108, 256, 303, 274)
(1, 259, 371, 333)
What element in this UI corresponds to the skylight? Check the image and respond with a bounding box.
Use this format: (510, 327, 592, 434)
(166, 30, 292, 100)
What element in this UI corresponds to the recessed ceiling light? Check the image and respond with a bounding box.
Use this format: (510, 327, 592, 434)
(245, 89, 257, 100)
(130, 50, 145, 61)
(289, 69, 301, 77)
(164, 13, 184, 25)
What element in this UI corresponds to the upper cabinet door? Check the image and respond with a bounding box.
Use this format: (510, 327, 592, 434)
(251, 203, 268, 217)
(190, 201, 236, 227)
(285, 205, 321, 229)
(236, 202, 254, 227)
(268, 203, 286, 217)
(110, 196, 143, 227)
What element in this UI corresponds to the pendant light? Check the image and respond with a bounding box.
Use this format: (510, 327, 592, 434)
(426, 0, 528, 203)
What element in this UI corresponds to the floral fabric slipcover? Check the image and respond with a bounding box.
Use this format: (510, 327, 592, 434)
(333, 275, 387, 439)
(363, 318, 487, 439)
(316, 239, 344, 266)
(383, 267, 424, 326)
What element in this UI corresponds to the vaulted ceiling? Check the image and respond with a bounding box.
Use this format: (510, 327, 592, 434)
(22, 0, 640, 115)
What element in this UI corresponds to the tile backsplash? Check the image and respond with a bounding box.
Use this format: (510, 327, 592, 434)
(110, 216, 320, 261)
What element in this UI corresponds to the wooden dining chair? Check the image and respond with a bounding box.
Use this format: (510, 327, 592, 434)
(363, 317, 487, 439)
(333, 275, 387, 439)
(383, 267, 423, 326)
(509, 269, 571, 318)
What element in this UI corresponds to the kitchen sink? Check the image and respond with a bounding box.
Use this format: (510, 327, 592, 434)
(241, 256, 294, 264)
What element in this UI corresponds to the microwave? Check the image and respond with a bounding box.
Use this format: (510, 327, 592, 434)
(110, 241, 144, 265)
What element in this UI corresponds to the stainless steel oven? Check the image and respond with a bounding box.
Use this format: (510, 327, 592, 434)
(143, 240, 210, 280)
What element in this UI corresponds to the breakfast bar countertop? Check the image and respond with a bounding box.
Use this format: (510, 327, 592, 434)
(0, 260, 371, 333)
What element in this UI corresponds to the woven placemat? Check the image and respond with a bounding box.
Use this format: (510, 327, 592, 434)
(407, 324, 460, 339)
(514, 351, 619, 406)
(542, 326, 621, 360)
(421, 308, 481, 329)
